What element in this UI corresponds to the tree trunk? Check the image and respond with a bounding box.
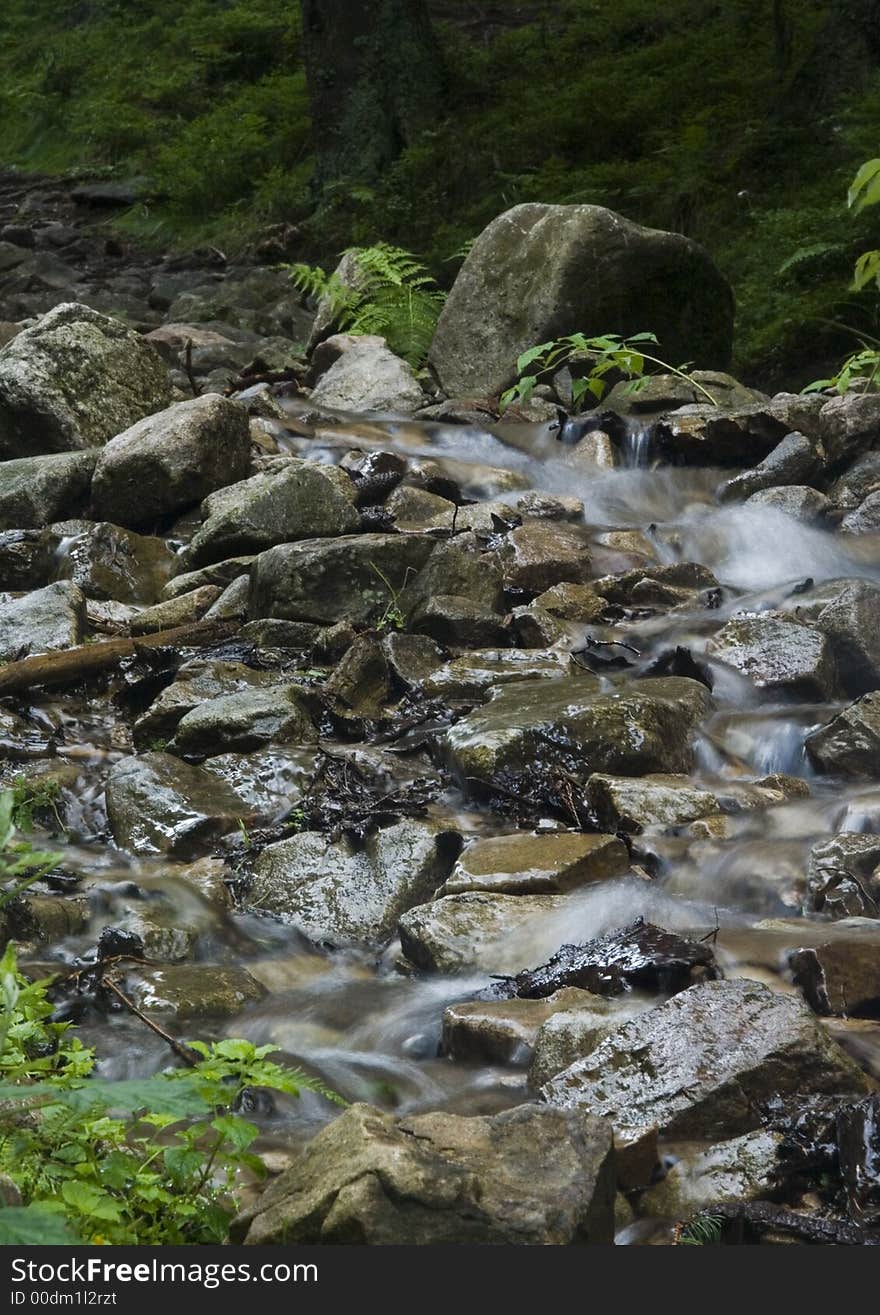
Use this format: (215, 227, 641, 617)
(299, 0, 446, 189)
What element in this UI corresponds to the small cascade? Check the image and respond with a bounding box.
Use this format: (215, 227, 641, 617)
(618, 419, 654, 468)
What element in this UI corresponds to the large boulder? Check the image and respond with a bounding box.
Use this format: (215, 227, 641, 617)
(446, 675, 714, 793)
(428, 204, 733, 398)
(91, 395, 251, 527)
(234, 1102, 615, 1245)
(169, 685, 316, 758)
(540, 979, 868, 1185)
(0, 303, 171, 458)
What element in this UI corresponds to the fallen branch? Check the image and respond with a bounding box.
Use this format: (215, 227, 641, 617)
(0, 618, 240, 697)
(101, 975, 199, 1068)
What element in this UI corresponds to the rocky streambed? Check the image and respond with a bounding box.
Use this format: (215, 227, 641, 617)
(2, 176, 880, 1245)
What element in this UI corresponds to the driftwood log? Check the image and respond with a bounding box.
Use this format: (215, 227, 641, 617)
(0, 618, 239, 697)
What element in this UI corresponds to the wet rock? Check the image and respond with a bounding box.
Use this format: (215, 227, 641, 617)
(639, 1130, 784, 1218)
(500, 520, 592, 593)
(6, 894, 89, 944)
(745, 485, 830, 523)
(0, 450, 97, 529)
(0, 303, 171, 458)
(186, 460, 358, 567)
(443, 831, 629, 896)
(201, 747, 319, 819)
(143, 322, 239, 364)
(249, 534, 435, 627)
(586, 773, 719, 834)
(541, 979, 868, 1185)
(205, 574, 249, 620)
(706, 612, 838, 698)
(236, 1101, 614, 1245)
(805, 833, 880, 919)
(170, 685, 315, 757)
(809, 581, 880, 696)
(528, 996, 652, 1088)
(380, 632, 444, 688)
(324, 634, 394, 718)
(511, 920, 719, 1000)
(818, 391, 880, 465)
(53, 520, 176, 604)
(533, 582, 606, 622)
(828, 450, 880, 510)
(806, 693, 880, 777)
(429, 202, 733, 398)
(516, 491, 584, 522)
(605, 371, 765, 414)
(718, 432, 820, 503)
(837, 1096, 880, 1226)
(0, 530, 55, 591)
(310, 336, 426, 414)
(446, 675, 714, 792)
(129, 585, 222, 634)
(132, 659, 282, 749)
(654, 402, 794, 466)
(248, 821, 460, 946)
(0, 580, 85, 660)
(105, 751, 250, 857)
(789, 924, 880, 1017)
(91, 395, 251, 527)
(383, 485, 454, 529)
(509, 603, 567, 647)
(403, 536, 504, 615)
(162, 556, 255, 601)
(123, 964, 267, 1019)
(592, 562, 719, 610)
(441, 988, 600, 1065)
(398, 891, 570, 974)
(410, 596, 508, 647)
(841, 490, 880, 535)
(423, 649, 562, 701)
(238, 618, 322, 650)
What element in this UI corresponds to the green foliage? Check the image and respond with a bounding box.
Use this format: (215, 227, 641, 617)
(0, 946, 340, 1245)
(0, 791, 61, 913)
(8, 776, 64, 834)
(369, 562, 415, 634)
(678, 1211, 726, 1245)
(500, 332, 721, 412)
(288, 243, 445, 367)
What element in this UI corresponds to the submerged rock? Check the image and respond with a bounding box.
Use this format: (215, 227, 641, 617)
(540, 979, 868, 1185)
(123, 964, 267, 1019)
(234, 1101, 615, 1245)
(0, 303, 171, 458)
(105, 751, 250, 857)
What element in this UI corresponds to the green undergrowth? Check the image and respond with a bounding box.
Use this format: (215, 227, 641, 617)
(1, 1, 879, 382)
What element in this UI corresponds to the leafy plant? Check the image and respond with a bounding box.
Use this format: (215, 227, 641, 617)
(0, 791, 61, 913)
(8, 776, 64, 834)
(369, 561, 413, 633)
(499, 332, 721, 412)
(0, 946, 340, 1245)
(288, 242, 445, 368)
(677, 1211, 726, 1245)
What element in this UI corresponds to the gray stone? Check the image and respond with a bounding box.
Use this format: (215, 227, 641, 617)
(810, 580, 880, 694)
(0, 303, 171, 458)
(605, 371, 766, 414)
(804, 832, 880, 920)
(541, 979, 868, 1184)
(788, 921, 880, 1017)
(53, 520, 176, 604)
(500, 520, 592, 592)
(310, 336, 426, 414)
(446, 676, 713, 792)
(841, 490, 880, 535)
(186, 460, 358, 566)
(104, 751, 250, 857)
(819, 391, 880, 465)
(200, 747, 319, 820)
(132, 659, 285, 749)
(745, 485, 830, 523)
(398, 891, 571, 974)
(129, 585, 221, 634)
(162, 556, 255, 600)
(91, 394, 251, 526)
(0, 451, 97, 529)
(639, 1130, 784, 1218)
(429, 203, 733, 397)
(592, 562, 718, 609)
(423, 649, 563, 701)
(248, 821, 460, 945)
(529, 997, 653, 1089)
(124, 964, 267, 1019)
(706, 612, 838, 698)
(806, 693, 880, 777)
(441, 988, 600, 1064)
(170, 685, 315, 757)
(235, 1101, 615, 1245)
(654, 402, 795, 467)
(586, 773, 719, 833)
(718, 432, 820, 502)
(0, 580, 84, 660)
(828, 450, 880, 510)
(249, 534, 435, 626)
(444, 831, 629, 895)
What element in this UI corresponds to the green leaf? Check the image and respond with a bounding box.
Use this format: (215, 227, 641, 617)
(852, 249, 880, 292)
(0, 1204, 80, 1245)
(211, 1114, 259, 1152)
(61, 1180, 123, 1222)
(848, 159, 880, 214)
(515, 342, 553, 373)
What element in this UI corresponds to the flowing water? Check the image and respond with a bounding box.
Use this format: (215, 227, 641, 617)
(15, 402, 880, 1228)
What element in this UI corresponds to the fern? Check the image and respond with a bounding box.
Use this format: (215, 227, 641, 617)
(678, 1211, 726, 1245)
(777, 242, 844, 277)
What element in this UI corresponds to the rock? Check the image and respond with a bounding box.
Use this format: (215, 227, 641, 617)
(423, 649, 562, 700)
(592, 562, 719, 610)
(540, 979, 868, 1185)
(428, 203, 733, 397)
(443, 831, 629, 896)
(123, 964, 267, 1019)
(247, 821, 460, 946)
(718, 432, 820, 503)
(0, 580, 85, 660)
(143, 323, 240, 364)
(200, 747, 319, 820)
(384, 484, 455, 528)
(104, 751, 250, 857)
(805, 833, 880, 920)
(828, 450, 880, 510)
(516, 491, 584, 522)
(380, 632, 444, 687)
(509, 603, 567, 647)
(745, 485, 830, 523)
(53, 520, 176, 604)
(654, 401, 794, 467)
(837, 1096, 880, 1226)
(818, 391, 880, 465)
(441, 988, 600, 1064)
(789, 923, 880, 1017)
(0, 451, 97, 529)
(510, 920, 720, 1000)
(586, 773, 720, 833)
(0, 530, 55, 590)
(91, 395, 251, 527)
(410, 596, 508, 647)
(0, 303, 171, 458)
(306, 251, 366, 352)
(398, 891, 570, 974)
(500, 520, 592, 593)
(310, 336, 426, 414)
(324, 634, 395, 718)
(170, 685, 315, 758)
(604, 371, 766, 414)
(639, 1130, 784, 1218)
(403, 536, 504, 615)
(129, 585, 221, 634)
(249, 534, 435, 627)
(841, 490, 880, 535)
(806, 693, 880, 777)
(186, 460, 359, 566)
(809, 581, 880, 696)
(533, 582, 606, 622)
(234, 1101, 615, 1245)
(5, 895, 89, 944)
(528, 997, 652, 1089)
(446, 675, 714, 793)
(132, 659, 281, 749)
(162, 556, 255, 600)
(706, 613, 838, 698)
